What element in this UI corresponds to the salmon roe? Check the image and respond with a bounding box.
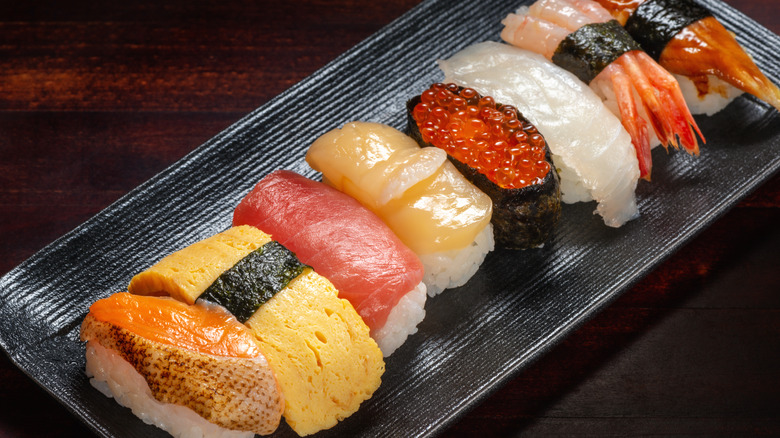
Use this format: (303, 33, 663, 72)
(413, 83, 550, 189)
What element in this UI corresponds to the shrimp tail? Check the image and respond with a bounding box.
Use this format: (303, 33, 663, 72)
(635, 51, 705, 154)
(605, 63, 653, 180)
(616, 51, 704, 155)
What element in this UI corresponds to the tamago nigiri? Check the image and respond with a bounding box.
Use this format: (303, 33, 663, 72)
(128, 225, 385, 436)
(233, 170, 427, 356)
(306, 121, 494, 296)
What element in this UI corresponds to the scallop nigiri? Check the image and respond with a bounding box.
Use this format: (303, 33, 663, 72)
(439, 41, 639, 228)
(306, 121, 494, 295)
(594, 0, 780, 113)
(233, 169, 426, 356)
(501, 0, 705, 180)
(80, 292, 284, 437)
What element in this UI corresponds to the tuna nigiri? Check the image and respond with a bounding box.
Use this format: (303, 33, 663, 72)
(594, 0, 780, 113)
(439, 41, 639, 228)
(306, 121, 494, 295)
(501, 0, 705, 180)
(80, 293, 284, 437)
(233, 170, 426, 356)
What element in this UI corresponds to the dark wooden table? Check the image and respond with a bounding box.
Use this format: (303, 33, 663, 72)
(1, 1, 778, 436)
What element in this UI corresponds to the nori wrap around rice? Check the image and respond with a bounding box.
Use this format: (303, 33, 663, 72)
(406, 84, 561, 249)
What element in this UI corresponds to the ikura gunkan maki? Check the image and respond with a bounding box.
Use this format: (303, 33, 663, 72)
(407, 83, 561, 249)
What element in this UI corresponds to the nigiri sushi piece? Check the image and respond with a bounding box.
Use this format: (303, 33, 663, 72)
(233, 169, 426, 356)
(244, 266, 384, 436)
(594, 0, 780, 113)
(306, 121, 494, 296)
(407, 83, 562, 249)
(80, 292, 284, 437)
(128, 226, 385, 436)
(439, 41, 639, 228)
(501, 0, 705, 180)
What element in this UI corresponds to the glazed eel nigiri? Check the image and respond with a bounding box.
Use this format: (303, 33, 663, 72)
(594, 0, 780, 111)
(502, 0, 705, 180)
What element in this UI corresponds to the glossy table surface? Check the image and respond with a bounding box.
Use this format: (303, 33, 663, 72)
(1, 0, 778, 436)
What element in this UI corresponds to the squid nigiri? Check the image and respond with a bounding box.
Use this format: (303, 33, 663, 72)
(501, 0, 705, 180)
(233, 169, 426, 356)
(439, 41, 640, 228)
(593, 0, 780, 112)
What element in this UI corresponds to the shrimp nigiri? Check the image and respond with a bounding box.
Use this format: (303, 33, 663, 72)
(594, 0, 780, 111)
(501, 0, 704, 180)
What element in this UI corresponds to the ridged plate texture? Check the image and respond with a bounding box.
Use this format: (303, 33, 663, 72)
(1, 0, 779, 437)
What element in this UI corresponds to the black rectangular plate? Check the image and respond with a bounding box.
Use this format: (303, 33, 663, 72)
(1, 0, 778, 437)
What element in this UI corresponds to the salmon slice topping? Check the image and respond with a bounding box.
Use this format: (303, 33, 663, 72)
(87, 292, 261, 359)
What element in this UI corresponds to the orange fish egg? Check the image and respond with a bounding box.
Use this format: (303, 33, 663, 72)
(413, 83, 550, 189)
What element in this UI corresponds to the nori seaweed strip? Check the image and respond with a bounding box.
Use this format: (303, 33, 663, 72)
(199, 241, 309, 323)
(625, 0, 712, 59)
(552, 20, 641, 84)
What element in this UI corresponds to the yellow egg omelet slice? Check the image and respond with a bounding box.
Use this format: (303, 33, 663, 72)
(245, 269, 385, 436)
(128, 225, 272, 304)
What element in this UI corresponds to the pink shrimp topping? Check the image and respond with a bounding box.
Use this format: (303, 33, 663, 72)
(501, 0, 704, 180)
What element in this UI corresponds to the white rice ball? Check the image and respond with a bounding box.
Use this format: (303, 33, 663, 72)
(371, 282, 427, 357)
(674, 73, 743, 116)
(419, 224, 494, 296)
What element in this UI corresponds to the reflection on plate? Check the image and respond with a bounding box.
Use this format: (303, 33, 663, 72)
(1, 0, 779, 437)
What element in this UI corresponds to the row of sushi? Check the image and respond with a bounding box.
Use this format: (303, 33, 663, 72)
(79, 0, 780, 436)
(79, 123, 504, 437)
(82, 102, 564, 436)
(434, 0, 780, 227)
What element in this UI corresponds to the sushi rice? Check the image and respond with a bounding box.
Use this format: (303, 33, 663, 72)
(674, 74, 743, 116)
(85, 342, 255, 438)
(371, 281, 427, 355)
(420, 224, 494, 296)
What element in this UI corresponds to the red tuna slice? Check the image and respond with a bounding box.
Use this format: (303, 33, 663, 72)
(233, 170, 425, 332)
